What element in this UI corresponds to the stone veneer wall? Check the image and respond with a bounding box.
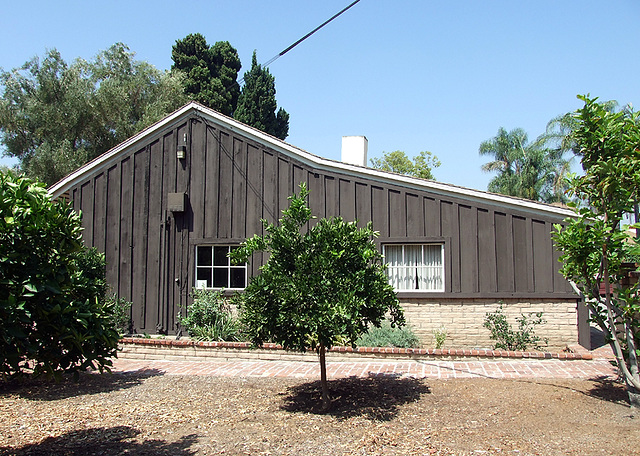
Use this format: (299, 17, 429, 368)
(401, 298, 580, 351)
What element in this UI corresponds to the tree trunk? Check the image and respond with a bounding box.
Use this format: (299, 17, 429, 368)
(318, 344, 330, 411)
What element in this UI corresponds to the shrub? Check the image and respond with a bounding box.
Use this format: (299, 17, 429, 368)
(433, 326, 448, 349)
(106, 294, 133, 336)
(483, 304, 548, 351)
(0, 172, 120, 380)
(356, 321, 420, 348)
(178, 288, 243, 341)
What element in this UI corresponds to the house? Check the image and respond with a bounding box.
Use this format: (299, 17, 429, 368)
(49, 102, 587, 349)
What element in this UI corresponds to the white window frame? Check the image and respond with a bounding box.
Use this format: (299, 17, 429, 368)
(195, 245, 247, 290)
(383, 243, 445, 292)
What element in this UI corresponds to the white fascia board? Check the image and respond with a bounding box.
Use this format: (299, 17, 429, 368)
(49, 101, 575, 220)
(48, 102, 200, 198)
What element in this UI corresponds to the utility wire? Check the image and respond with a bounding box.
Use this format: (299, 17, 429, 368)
(238, 0, 361, 85)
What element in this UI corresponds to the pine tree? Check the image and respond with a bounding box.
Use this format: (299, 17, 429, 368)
(234, 52, 289, 140)
(171, 33, 241, 116)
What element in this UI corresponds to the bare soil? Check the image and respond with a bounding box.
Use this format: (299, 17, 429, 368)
(0, 371, 638, 456)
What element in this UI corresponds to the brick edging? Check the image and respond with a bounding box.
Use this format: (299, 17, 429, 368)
(119, 337, 593, 360)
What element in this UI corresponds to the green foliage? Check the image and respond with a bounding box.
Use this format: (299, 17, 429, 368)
(171, 33, 241, 116)
(106, 294, 132, 336)
(355, 321, 419, 348)
(433, 326, 448, 349)
(483, 305, 548, 351)
(230, 183, 403, 352)
(0, 172, 119, 379)
(479, 127, 570, 203)
(0, 44, 186, 185)
(178, 288, 243, 342)
(370, 150, 440, 180)
(230, 183, 402, 408)
(234, 52, 289, 140)
(553, 95, 640, 398)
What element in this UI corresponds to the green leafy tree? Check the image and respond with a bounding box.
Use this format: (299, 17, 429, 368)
(553, 95, 640, 407)
(234, 51, 289, 140)
(479, 127, 570, 203)
(0, 171, 120, 380)
(0, 44, 186, 185)
(230, 184, 403, 410)
(369, 150, 440, 180)
(171, 33, 241, 116)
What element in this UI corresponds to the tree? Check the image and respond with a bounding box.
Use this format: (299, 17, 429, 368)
(369, 150, 440, 180)
(553, 95, 640, 407)
(479, 127, 570, 203)
(0, 171, 120, 379)
(234, 52, 289, 140)
(0, 44, 186, 185)
(171, 33, 241, 116)
(229, 184, 403, 410)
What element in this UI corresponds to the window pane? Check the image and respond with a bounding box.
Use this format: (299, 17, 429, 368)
(230, 268, 246, 289)
(214, 246, 229, 266)
(196, 268, 212, 288)
(384, 244, 443, 291)
(197, 246, 212, 266)
(213, 268, 228, 287)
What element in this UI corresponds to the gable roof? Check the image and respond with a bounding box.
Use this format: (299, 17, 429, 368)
(49, 101, 574, 220)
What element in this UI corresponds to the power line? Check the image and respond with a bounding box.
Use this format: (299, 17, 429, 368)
(238, 0, 361, 85)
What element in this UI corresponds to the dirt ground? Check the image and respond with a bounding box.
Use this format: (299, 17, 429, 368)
(0, 370, 638, 456)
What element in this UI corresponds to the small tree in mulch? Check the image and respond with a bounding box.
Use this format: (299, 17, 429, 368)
(230, 184, 404, 410)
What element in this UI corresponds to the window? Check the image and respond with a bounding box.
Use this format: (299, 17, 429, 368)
(383, 244, 444, 291)
(196, 245, 246, 289)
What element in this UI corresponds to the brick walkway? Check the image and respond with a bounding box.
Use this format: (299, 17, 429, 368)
(111, 357, 618, 380)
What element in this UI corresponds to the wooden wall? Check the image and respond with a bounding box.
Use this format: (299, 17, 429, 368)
(68, 114, 575, 334)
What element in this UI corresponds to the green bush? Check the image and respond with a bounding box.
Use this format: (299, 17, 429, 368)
(0, 171, 120, 380)
(483, 304, 548, 351)
(355, 321, 420, 348)
(178, 288, 243, 341)
(106, 293, 132, 336)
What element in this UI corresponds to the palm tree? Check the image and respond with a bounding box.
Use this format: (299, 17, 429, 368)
(479, 127, 569, 203)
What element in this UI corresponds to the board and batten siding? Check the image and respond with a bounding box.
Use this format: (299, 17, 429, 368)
(66, 114, 575, 334)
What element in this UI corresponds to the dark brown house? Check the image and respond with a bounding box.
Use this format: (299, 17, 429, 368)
(49, 102, 586, 349)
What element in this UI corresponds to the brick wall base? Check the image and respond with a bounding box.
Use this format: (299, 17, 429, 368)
(118, 338, 594, 362)
(401, 298, 580, 351)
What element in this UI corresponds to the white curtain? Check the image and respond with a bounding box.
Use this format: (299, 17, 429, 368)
(384, 244, 443, 291)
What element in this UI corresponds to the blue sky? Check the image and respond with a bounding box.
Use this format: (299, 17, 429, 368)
(1, 0, 639, 191)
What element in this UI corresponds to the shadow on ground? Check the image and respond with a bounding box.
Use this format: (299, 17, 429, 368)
(587, 377, 630, 404)
(0, 369, 164, 401)
(280, 373, 431, 420)
(0, 426, 197, 456)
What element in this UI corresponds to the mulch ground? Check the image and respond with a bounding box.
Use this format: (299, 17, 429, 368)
(1, 370, 638, 455)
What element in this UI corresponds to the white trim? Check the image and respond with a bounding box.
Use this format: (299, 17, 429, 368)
(48, 101, 575, 219)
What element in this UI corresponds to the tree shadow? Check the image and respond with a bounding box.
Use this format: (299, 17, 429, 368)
(280, 373, 431, 420)
(0, 426, 197, 456)
(0, 369, 164, 401)
(585, 376, 630, 405)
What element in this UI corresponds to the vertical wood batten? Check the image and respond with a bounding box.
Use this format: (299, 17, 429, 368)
(231, 136, 247, 238)
(204, 124, 219, 239)
(118, 156, 133, 303)
(132, 147, 150, 330)
(92, 174, 106, 252)
(146, 139, 163, 333)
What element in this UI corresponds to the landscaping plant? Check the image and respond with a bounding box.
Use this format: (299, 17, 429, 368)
(553, 95, 640, 407)
(230, 183, 403, 410)
(433, 326, 448, 349)
(0, 171, 120, 380)
(483, 304, 548, 351)
(355, 321, 420, 349)
(178, 287, 243, 341)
